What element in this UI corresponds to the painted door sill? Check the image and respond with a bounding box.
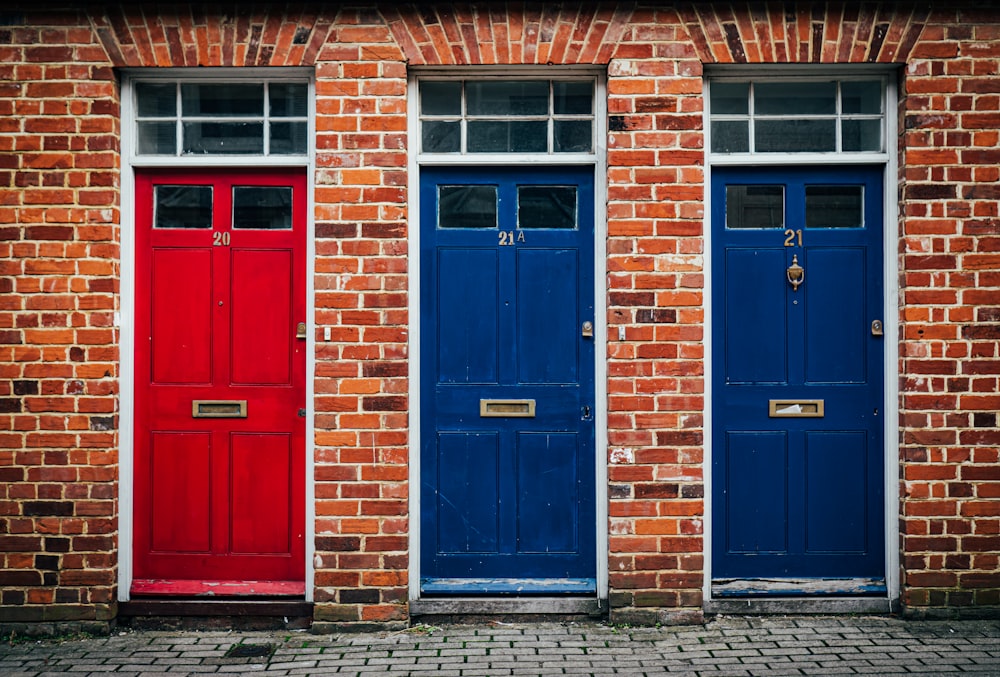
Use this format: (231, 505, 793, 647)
(131, 579, 306, 597)
(420, 578, 597, 595)
(712, 577, 886, 597)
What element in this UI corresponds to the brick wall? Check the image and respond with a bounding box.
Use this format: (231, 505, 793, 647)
(0, 9, 120, 627)
(897, 7, 1000, 617)
(1, 1, 997, 631)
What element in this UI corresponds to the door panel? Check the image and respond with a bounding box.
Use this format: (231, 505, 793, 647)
(134, 170, 306, 591)
(421, 166, 596, 593)
(151, 248, 213, 384)
(712, 166, 885, 592)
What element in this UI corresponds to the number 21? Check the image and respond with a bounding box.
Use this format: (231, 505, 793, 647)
(783, 229, 803, 247)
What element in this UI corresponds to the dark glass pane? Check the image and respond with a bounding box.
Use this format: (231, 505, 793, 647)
(553, 81, 592, 114)
(842, 119, 882, 152)
(154, 185, 213, 229)
(755, 119, 836, 152)
(422, 120, 461, 153)
(755, 81, 836, 115)
(137, 121, 177, 155)
(467, 80, 548, 116)
(467, 120, 546, 152)
(269, 83, 308, 117)
(518, 186, 577, 229)
(181, 83, 263, 117)
(233, 186, 293, 230)
(554, 120, 592, 152)
(711, 120, 749, 153)
(182, 122, 264, 154)
(726, 185, 784, 229)
(136, 83, 176, 117)
(806, 185, 864, 229)
(841, 81, 882, 115)
(270, 121, 308, 154)
(421, 81, 462, 115)
(438, 185, 497, 229)
(711, 81, 749, 115)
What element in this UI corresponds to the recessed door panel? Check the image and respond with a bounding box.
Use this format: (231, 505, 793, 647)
(231, 249, 294, 385)
(231, 433, 292, 554)
(151, 248, 213, 385)
(725, 432, 788, 554)
(516, 432, 579, 554)
(517, 248, 579, 384)
(805, 431, 868, 554)
(438, 249, 500, 385)
(712, 166, 885, 589)
(421, 166, 596, 592)
(805, 248, 866, 384)
(725, 248, 788, 384)
(437, 432, 500, 554)
(150, 432, 211, 553)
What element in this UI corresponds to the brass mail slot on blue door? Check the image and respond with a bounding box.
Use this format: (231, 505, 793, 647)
(480, 399, 536, 418)
(769, 400, 824, 418)
(192, 400, 248, 418)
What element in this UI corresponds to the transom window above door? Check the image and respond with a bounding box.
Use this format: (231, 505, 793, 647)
(419, 78, 596, 155)
(709, 77, 886, 155)
(133, 80, 309, 157)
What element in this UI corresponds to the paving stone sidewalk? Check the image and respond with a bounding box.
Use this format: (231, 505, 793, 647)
(1, 615, 998, 676)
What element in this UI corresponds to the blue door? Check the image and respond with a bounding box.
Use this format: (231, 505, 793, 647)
(420, 166, 596, 594)
(712, 166, 885, 595)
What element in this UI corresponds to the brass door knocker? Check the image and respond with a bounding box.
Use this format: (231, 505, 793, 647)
(786, 255, 804, 292)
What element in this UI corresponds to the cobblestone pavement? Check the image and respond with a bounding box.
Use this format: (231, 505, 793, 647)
(1, 616, 999, 676)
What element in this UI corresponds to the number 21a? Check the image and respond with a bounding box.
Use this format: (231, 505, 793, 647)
(498, 231, 525, 246)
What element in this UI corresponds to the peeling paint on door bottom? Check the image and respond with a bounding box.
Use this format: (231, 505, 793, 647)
(712, 577, 887, 597)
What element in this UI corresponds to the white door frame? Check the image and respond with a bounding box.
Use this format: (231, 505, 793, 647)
(406, 67, 610, 603)
(117, 68, 317, 602)
(701, 67, 901, 612)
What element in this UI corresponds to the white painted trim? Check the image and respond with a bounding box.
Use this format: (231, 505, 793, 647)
(593, 72, 610, 602)
(702, 70, 900, 607)
(702, 78, 714, 608)
(406, 74, 423, 602)
(303, 75, 318, 603)
(118, 78, 137, 603)
(407, 69, 608, 602)
(117, 68, 317, 603)
(883, 75, 901, 607)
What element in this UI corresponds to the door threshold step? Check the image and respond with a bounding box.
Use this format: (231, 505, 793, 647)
(706, 597, 897, 615)
(118, 599, 313, 631)
(410, 596, 605, 621)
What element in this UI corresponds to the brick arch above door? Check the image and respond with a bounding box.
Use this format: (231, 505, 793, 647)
(678, 3, 931, 65)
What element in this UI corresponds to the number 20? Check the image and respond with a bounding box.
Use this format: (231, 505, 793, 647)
(213, 232, 231, 247)
(783, 229, 803, 247)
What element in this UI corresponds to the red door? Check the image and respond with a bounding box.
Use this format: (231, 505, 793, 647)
(133, 170, 306, 595)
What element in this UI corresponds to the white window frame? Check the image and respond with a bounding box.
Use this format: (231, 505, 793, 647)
(118, 68, 316, 603)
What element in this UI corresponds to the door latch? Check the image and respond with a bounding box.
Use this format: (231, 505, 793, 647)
(581, 405, 592, 421)
(581, 321, 594, 338)
(871, 320, 884, 336)
(295, 322, 307, 340)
